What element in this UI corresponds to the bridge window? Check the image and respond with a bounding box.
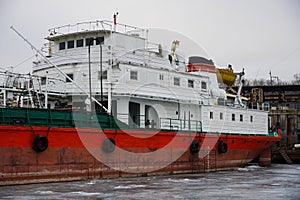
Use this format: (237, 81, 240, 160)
(95, 37, 104, 45)
(232, 114, 235, 121)
(86, 37, 94, 46)
(67, 40, 74, 49)
(240, 114, 243, 122)
(59, 42, 65, 50)
(76, 39, 84, 47)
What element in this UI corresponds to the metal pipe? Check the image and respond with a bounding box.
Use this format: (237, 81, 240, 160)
(88, 43, 92, 111)
(89, 37, 103, 111)
(100, 44, 103, 102)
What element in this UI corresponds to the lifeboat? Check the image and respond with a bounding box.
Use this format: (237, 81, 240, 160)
(216, 65, 237, 86)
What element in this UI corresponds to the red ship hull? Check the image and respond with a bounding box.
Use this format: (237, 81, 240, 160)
(0, 125, 280, 186)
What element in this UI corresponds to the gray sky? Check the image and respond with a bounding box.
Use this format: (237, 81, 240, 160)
(0, 0, 299, 81)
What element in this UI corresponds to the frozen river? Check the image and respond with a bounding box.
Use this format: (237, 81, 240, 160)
(1, 164, 299, 199)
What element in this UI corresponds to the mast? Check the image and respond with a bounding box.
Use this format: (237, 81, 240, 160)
(107, 21, 113, 114)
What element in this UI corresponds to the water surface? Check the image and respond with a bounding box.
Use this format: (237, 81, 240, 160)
(1, 164, 299, 199)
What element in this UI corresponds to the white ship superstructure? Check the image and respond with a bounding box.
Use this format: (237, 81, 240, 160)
(27, 20, 269, 135)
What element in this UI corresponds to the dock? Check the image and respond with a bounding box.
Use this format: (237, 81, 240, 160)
(237, 84, 300, 164)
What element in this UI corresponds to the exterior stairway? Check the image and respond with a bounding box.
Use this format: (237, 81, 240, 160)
(279, 149, 293, 164)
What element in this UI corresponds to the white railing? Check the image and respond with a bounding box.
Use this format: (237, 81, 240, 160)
(160, 118, 202, 132)
(48, 20, 147, 39)
(247, 102, 270, 111)
(0, 71, 66, 96)
(115, 113, 202, 132)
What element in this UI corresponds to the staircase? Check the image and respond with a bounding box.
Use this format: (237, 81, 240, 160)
(279, 149, 293, 164)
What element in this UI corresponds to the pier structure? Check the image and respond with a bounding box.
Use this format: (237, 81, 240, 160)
(237, 85, 300, 164)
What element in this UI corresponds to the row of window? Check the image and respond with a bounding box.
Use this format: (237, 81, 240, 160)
(44, 69, 206, 87)
(65, 71, 108, 83)
(43, 70, 206, 89)
(172, 76, 207, 89)
(130, 71, 207, 89)
(42, 70, 206, 89)
(209, 111, 253, 122)
(39, 71, 108, 85)
(59, 36, 104, 50)
(60, 71, 205, 88)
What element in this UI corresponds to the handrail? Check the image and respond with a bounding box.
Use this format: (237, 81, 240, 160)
(0, 71, 65, 91)
(47, 20, 147, 39)
(114, 113, 202, 132)
(246, 102, 270, 111)
(160, 117, 202, 132)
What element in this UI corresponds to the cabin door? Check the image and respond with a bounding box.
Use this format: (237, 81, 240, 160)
(129, 101, 140, 127)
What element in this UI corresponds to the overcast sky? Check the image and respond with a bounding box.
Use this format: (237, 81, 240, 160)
(0, 0, 299, 81)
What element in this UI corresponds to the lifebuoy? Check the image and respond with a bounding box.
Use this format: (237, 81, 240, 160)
(190, 140, 200, 154)
(102, 138, 116, 153)
(33, 136, 48, 152)
(218, 141, 228, 153)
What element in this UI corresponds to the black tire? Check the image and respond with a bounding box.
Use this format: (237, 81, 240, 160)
(102, 138, 116, 153)
(190, 140, 200, 154)
(218, 141, 228, 153)
(33, 136, 48, 152)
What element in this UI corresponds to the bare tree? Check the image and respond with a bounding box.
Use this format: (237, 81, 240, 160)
(292, 73, 300, 85)
(243, 73, 300, 86)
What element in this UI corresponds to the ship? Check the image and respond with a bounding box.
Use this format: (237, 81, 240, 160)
(0, 19, 280, 185)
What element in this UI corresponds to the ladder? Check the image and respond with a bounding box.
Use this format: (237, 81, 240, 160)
(28, 75, 41, 108)
(204, 149, 217, 172)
